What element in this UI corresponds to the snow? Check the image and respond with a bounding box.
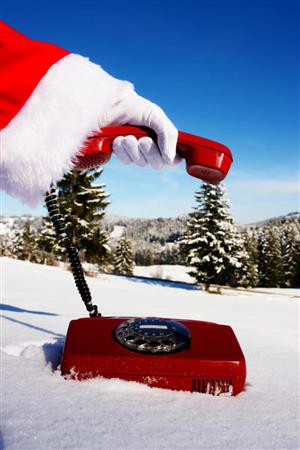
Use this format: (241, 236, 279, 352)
(1, 257, 299, 450)
(0, 218, 17, 236)
(110, 225, 125, 239)
(134, 264, 194, 283)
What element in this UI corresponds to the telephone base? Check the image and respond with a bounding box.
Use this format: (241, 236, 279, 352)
(61, 316, 246, 396)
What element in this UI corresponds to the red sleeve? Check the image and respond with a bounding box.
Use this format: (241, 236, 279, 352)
(0, 21, 69, 130)
(0, 21, 132, 206)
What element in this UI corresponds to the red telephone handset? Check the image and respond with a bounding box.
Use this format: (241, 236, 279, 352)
(75, 126, 233, 183)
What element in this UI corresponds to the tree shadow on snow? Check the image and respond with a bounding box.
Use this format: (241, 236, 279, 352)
(43, 339, 65, 371)
(121, 275, 201, 291)
(1, 315, 64, 338)
(0, 303, 58, 316)
(0, 431, 4, 450)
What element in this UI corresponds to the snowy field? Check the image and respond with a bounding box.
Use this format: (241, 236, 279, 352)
(1, 257, 299, 450)
(134, 264, 194, 283)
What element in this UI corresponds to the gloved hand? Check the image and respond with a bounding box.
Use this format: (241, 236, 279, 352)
(101, 90, 179, 170)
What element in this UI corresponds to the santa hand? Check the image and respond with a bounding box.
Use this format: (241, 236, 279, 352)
(103, 91, 179, 169)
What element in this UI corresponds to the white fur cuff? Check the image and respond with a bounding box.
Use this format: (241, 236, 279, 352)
(0, 54, 133, 206)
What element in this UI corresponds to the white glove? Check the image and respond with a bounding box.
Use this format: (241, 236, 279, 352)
(102, 90, 179, 169)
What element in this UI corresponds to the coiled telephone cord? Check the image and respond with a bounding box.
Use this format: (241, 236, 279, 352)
(45, 185, 100, 317)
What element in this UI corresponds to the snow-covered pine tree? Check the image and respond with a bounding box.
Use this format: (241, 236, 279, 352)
(12, 221, 39, 262)
(159, 245, 182, 265)
(181, 183, 248, 291)
(113, 236, 134, 275)
(257, 228, 266, 287)
(293, 240, 300, 287)
(37, 216, 64, 260)
(55, 168, 111, 266)
(0, 234, 13, 257)
(241, 229, 259, 287)
(35, 215, 65, 265)
(281, 224, 300, 287)
(260, 226, 282, 287)
(134, 247, 155, 266)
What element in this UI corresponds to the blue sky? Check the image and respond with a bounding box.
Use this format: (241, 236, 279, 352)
(1, 0, 299, 223)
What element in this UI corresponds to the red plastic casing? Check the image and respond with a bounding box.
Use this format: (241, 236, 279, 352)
(75, 126, 233, 183)
(61, 317, 246, 396)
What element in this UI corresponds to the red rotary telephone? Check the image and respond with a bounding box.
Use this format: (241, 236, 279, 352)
(75, 125, 233, 183)
(45, 126, 246, 396)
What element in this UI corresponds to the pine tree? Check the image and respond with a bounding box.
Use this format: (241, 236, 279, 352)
(12, 221, 39, 262)
(225, 230, 249, 288)
(54, 167, 111, 266)
(34, 216, 62, 265)
(181, 183, 248, 291)
(241, 229, 259, 287)
(293, 240, 300, 287)
(281, 224, 300, 287)
(0, 234, 13, 257)
(113, 236, 134, 275)
(37, 216, 64, 260)
(144, 248, 155, 266)
(260, 226, 282, 287)
(257, 229, 266, 287)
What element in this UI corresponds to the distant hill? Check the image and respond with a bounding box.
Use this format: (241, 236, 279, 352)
(241, 211, 300, 232)
(0, 215, 43, 237)
(1, 212, 299, 257)
(102, 215, 187, 254)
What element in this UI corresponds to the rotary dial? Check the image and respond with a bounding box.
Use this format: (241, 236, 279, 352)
(114, 317, 191, 354)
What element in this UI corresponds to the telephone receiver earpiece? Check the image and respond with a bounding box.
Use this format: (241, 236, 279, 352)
(75, 126, 233, 183)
